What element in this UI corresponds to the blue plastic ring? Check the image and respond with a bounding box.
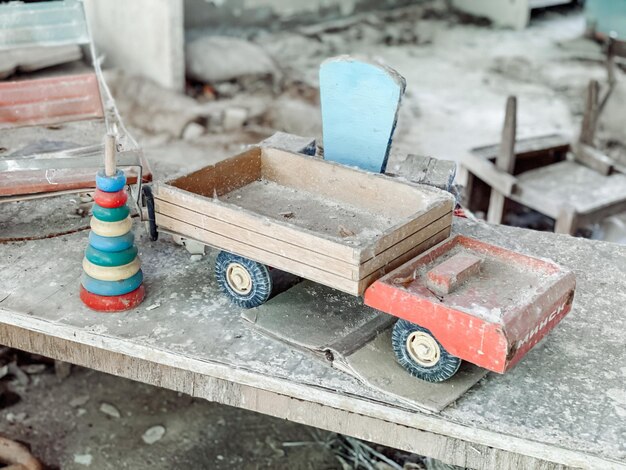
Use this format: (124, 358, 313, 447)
(96, 169, 127, 193)
(92, 204, 130, 222)
(81, 270, 143, 296)
(85, 245, 138, 267)
(89, 231, 135, 253)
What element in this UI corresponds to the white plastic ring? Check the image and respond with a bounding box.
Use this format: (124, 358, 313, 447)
(90, 216, 132, 237)
(83, 257, 141, 282)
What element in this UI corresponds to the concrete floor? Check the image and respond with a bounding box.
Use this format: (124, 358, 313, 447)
(0, 365, 341, 469)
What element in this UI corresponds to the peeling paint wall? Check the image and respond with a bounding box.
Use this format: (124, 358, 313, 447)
(184, 0, 419, 29)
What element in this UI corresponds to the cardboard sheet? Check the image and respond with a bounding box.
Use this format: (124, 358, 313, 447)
(242, 281, 487, 412)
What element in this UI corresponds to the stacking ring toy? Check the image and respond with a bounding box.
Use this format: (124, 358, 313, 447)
(88, 231, 135, 252)
(81, 271, 144, 296)
(94, 188, 128, 209)
(81, 138, 145, 313)
(80, 285, 145, 312)
(83, 257, 141, 282)
(96, 169, 127, 192)
(90, 216, 133, 237)
(86, 245, 138, 267)
(92, 204, 130, 222)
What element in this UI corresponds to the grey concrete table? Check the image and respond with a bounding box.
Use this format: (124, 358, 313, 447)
(0, 206, 624, 469)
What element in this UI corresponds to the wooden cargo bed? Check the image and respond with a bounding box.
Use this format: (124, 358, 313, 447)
(154, 147, 454, 295)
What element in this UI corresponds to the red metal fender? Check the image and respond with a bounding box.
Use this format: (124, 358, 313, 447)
(364, 235, 576, 374)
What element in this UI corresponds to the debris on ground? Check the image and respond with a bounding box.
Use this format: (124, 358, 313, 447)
(99, 402, 121, 419)
(73, 454, 93, 466)
(0, 436, 42, 470)
(186, 36, 279, 95)
(142, 425, 166, 445)
(69, 395, 90, 408)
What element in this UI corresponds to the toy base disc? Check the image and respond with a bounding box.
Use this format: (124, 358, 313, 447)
(80, 285, 145, 312)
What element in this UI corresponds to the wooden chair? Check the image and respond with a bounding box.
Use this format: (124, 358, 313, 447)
(462, 91, 626, 235)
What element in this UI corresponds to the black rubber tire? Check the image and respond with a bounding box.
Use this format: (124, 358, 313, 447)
(391, 319, 462, 383)
(141, 185, 158, 241)
(215, 251, 272, 308)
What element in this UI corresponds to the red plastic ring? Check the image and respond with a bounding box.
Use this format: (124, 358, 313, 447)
(94, 189, 128, 209)
(80, 284, 145, 312)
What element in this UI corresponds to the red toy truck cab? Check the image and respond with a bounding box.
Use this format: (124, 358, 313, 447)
(364, 235, 576, 382)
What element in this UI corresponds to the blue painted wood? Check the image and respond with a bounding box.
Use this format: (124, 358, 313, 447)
(319, 56, 406, 173)
(0, 0, 89, 50)
(586, 0, 626, 38)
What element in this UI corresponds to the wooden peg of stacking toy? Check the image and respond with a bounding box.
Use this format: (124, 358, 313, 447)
(80, 134, 145, 312)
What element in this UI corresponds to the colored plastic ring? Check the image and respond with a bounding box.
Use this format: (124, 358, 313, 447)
(89, 231, 135, 252)
(86, 245, 138, 267)
(94, 188, 128, 209)
(81, 270, 143, 296)
(92, 204, 130, 223)
(83, 256, 141, 281)
(90, 216, 132, 237)
(96, 169, 127, 193)
(80, 285, 145, 312)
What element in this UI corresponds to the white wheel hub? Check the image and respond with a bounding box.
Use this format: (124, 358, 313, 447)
(406, 331, 441, 367)
(226, 262, 252, 295)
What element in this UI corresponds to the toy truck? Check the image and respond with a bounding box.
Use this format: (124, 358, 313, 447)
(139, 145, 576, 382)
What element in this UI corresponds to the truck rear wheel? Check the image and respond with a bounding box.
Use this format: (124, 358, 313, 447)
(391, 319, 461, 382)
(215, 251, 272, 308)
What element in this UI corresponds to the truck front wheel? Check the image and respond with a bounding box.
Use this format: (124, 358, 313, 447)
(391, 319, 461, 382)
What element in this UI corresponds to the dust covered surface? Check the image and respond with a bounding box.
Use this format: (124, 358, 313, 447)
(445, 219, 626, 463)
(0, 208, 624, 465)
(221, 178, 396, 245)
(408, 243, 563, 323)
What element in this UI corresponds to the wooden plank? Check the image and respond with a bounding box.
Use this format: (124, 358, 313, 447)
(470, 134, 570, 162)
(359, 212, 452, 277)
(460, 152, 517, 197)
(155, 213, 361, 295)
(0, 315, 601, 470)
(0, 149, 150, 198)
(154, 198, 360, 280)
(360, 202, 452, 263)
(262, 147, 454, 259)
(487, 96, 517, 225)
(0, 219, 624, 470)
(554, 205, 578, 235)
(319, 57, 405, 173)
(168, 147, 262, 198)
(357, 227, 451, 293)
(573, 143, 614, 176)
(262, 147, 444, 218)
(579, 80, 600, 146)
(0, 74, 104, 129)
(155, 184, 358, 263)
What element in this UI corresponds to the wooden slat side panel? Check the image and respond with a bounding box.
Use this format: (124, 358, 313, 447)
(357, 227, 451, 294)
(155, 214, 360, 295)
(261, 147, 447, 218)
(359, 203, 453, 263)
(155, 184, 358, 262)
(168, 147, 262, 198)
(0, 74, 103, 128)
(359, 213, 452, 278)
(154, 199, 359, 280)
